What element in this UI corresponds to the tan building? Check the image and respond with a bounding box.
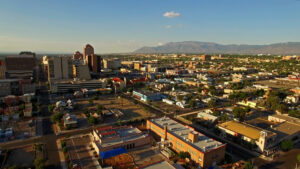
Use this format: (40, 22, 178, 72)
(147, 117, 226, 169)
(201, 55, 211, 61)
(134, 62, 141, 70)
(44, 56, 73, 81)
(217, 121, 277, 153)
(103, 58, 121, 70)
(73, 64, 91, 80)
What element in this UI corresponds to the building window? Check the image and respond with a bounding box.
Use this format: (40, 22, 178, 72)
(199, 156, 202, 162)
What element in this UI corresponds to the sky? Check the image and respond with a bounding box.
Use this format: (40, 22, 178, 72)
(0, 0, 300, 54)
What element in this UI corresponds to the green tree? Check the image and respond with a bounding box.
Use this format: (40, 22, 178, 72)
(232, 106, 248, 121)
(8, 165, 19, 169)
(176, 95, 184, 101)
(189, 99, 196, 108)
(297, 154, 300, 163)
(48, 105, 55, 113)
(118, 120, 123, 126)
(88, 98, 94, 105)
(34, 158, 46, 169)
(281, 140, 293, 151)
(88, 116, 97, 125)
(34, 143, 43, 152)
(178, 151, 191, 159)
(62, 146, 67, 153)
(51, 113, 63, 123)
(207, 100, 216, 108)
(245, 161, 253, 169)
(288, 110, 300, 119)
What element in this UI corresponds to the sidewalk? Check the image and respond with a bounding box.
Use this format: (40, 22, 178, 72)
(56, 139, 67, 169)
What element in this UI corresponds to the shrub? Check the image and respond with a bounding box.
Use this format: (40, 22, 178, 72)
(281, 140, 293, 151)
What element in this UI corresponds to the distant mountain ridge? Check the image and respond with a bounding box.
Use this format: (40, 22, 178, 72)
(134, 41, 300, 55)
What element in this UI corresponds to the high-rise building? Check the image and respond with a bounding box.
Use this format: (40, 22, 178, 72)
(87, 54, 101, 73)
(72, 51, 83, 60)
(44, 56, 73, 81)
(83, 44, 94, 61)
(5, 53, 37, 79)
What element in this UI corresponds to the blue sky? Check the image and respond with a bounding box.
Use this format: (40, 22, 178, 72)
(0, 0, 300, 53)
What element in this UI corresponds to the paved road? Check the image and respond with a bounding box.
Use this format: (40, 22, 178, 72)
(123, 94, 258, 160)
(0, 93, 258, 168)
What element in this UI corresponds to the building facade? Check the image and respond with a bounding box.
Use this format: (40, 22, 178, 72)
(45, 56, 73, 81)
(92, 125, 151, 153)
(73, 64, 91, 80)
(103, 58, 121, 70)
(147, 117, 226, 168)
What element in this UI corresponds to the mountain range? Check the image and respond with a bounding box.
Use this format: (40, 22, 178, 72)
(134, 41, 300, 55)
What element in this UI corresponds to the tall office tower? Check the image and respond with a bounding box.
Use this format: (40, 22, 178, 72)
(72, 51, 83, 60)
(45, 56, 73, 81)
(87, 54, 101, 73)
(83, 44, 94, 61)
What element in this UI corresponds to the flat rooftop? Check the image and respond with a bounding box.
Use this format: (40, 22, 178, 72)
(95, 126, 149, 148)
(247, 117, 300, 140)
(270, 114, 300, 124)
(150, 117, 224, 153)
(218, 121, 276, 140)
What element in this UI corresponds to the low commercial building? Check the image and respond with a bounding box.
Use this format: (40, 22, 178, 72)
(133, 90, 166, 102)
(147, 117, 226, 169)
(197, 112, 219, 123)
(236, 100, 258, 108)
(50, 79, 106, 93)
(63, 113, 78, 128)
(72, 64, 91, 80)
(267, 114, 300, 143)
(217, 121, 277, 153)
(92, 125, 151, 153)
(103, 58, 121, 70)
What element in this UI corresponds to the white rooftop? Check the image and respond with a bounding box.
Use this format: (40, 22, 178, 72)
(150, 117, 224, 152)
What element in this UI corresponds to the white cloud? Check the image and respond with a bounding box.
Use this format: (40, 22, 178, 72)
(165, 25, 173, 29)
(163, 11, 180, 18)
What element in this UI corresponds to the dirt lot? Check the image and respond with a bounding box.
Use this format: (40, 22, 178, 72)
(255, 80, 299, 89)
(0, 118, 36, 142)
(5, 145, 35, 168)
(253, 147, 300, 169)
(76, 96, 152, 122)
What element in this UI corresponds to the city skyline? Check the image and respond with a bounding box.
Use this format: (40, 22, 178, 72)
(1, 0, 300, 53)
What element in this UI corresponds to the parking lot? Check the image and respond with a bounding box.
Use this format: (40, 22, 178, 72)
(65, 134, 100, 169)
